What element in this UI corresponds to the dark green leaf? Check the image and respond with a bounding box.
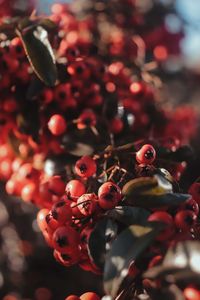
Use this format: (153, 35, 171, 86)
(17, 24, 57, 86)
(106, 206, 150, 226)
(104, 224, 162, 298)
(122, 175, 172, 199)
(144, 241, 200, 284)
(122, 175, 189, 208)
(38, 18, 57, 30)
(88, 218, 118, 270)
(127, 193, 190, 209)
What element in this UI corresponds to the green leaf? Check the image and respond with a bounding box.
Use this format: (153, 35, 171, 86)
(106, 206, 150, 226)
(17, 24, 57, 86)
(122, 175, 172, 199)
(38, 18, 57, 31)
(129, 193, 190, 209)
(104, 224, 162, 298)
(122, 175, 190, 208)
(144, 241, 200, 284)
(88, 218, 118, 270)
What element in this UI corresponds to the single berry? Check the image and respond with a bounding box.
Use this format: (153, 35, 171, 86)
(54, 247, 81, 267)
(52, 225, 80, 253)
(77, 193, 97, 216)
(136, 144, 156, 165)
(75, 156, 96, 178)
(189, 182, 200, 205)
(80, 292, 100, 300)
(98, 182, 122, 210)
(184, 286, 200, 300)
(51, 200, 72, 224)
(174, 210, 197, 231)
(48, 114, 67, 136)
(77, 110, 96, 129)
(65, 295, 80, 300)
(148, 211, 175, 241)
(65, 180, 86, 199)
(48, 175, 65, 196)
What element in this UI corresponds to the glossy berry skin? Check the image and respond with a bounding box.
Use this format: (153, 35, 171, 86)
(136, 144, 156, 165)
(148, 211, 175, 241)
(37, 209, 49, 232)
(51, 201, 72, 224)
(54, 247, 81, 267)
(77, 193, 97, 216)
(65, 180, 86, 199)
(53, 225, 80, 253)
(48, 114, 67, 136)
(184, 286, 200, 300)
(21, 182, 38, 202)
(48, 176, 66, 196)
(77, 110, 96, 129)
(80, 227, 93, 250)
(98, 182, 122, 210)
(75, 156, 97, 178)
(65, 296, 80, 300)
(189, 182, 200, 205)
(181, 198, 199, 216)
(174, 210, 197, 231)
(80, 292, 100, 300)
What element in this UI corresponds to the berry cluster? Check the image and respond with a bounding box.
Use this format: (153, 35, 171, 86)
(33, 141, 199, 276)
(0, 2, 199, 300)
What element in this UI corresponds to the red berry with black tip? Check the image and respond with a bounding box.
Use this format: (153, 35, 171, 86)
(51, 200, 72, 224)
(53, 225, 80, 253)
(65, 179, 86, 199)
(175, 210, 197, 231)
(98, 181, 122, 210)
(136, 144, 156, 165)
(75, 156, 96, 178)
(77, 193, 97, 216)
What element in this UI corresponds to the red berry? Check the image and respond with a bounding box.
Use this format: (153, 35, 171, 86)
(181, 198, 199, 216)
(174, 210, 197, 231)
(109, 117, 124, 134)
(37, 209, 50, 232)
(54, 248, 81, 267)
(48, 114, 67, 136)
(136, 144, 156, 165)
(75, 156, 96, 178)
(77, 194, 97, 216)
(65, 295, 80, 300)
(18, 163, 39, 180)
(21, 182, 38, 203)
(48, 176, 65, 196)
(189, 182, 200, 205)
(80, 292, 100, 300)
(77, 110, 96, 129)
(51, 200, 72, 224)
(52, 225, 80, 253)
(45, 213, 60, 232)
(98, 182, 121, 210)
(184, 286, 200, 300)
(65, 180, 86, 199)
(148, 211, 175, 241)
(80, 226, 93, 250)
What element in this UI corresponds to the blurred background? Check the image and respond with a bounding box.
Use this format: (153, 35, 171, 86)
(0, 1, 200, 299)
